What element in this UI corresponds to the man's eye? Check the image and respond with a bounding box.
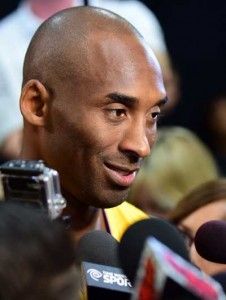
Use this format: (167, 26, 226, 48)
(152, 112, 160, 119)
(151, 111, 163, 121)
(109, 109, 126, 117)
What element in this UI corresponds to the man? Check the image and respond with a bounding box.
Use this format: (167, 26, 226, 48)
(19, 6, 167, 241)
(0, 0, 172, 161)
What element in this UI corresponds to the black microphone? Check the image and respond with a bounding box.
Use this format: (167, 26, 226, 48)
(77, 230, 132, 300)
(194, 219, 226, 295)
(194, 220, 226, 264)
(77, 229, 120, 267)
(118, 219, 225, 300)
(118, 217, 190, 285)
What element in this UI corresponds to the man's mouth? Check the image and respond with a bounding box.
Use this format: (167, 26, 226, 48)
(104, 162, 139, 187)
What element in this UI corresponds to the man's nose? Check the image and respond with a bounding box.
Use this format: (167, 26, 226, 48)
(119, 121, 155, 159)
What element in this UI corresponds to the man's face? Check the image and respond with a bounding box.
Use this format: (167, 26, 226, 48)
(41, 34, 166, 208)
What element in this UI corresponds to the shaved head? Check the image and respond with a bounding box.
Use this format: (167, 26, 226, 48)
(22, 6, 143, 92)
(20, 5, 166, 212)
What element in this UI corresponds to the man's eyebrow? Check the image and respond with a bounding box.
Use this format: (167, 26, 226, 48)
(105, 92, 138, 107)
(105, 93, 168, 107)
(158, 96, 168, 107)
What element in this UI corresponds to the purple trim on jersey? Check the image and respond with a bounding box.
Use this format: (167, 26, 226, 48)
(102, 209, 111, 234)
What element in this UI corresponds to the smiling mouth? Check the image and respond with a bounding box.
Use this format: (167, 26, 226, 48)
(104, 163, 138, 187)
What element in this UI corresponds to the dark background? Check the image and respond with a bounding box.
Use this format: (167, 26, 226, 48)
(0, 0, 20, 19)
(141, 1, 226, 140)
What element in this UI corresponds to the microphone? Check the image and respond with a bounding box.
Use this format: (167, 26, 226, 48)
(132, 237, 226, 300)
(77, 229, 120, 267)
(118, 217, 190, 285)
(194, 220, 226, 264)
(77, 230, 132, 300)
(118, 218, 226, 299)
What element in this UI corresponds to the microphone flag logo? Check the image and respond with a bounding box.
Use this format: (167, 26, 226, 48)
(132, 238, 226, 300)
(83, 262, 132, 291)
(87, 268, 102, 281)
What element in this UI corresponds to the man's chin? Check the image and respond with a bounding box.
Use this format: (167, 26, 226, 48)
(95, 190, 130, 209)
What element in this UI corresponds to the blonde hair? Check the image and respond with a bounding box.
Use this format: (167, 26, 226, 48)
(169, 179, 226, 224)
(128, 126, 220, 212)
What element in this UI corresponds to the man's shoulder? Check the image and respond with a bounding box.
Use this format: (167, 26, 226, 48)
(104, 201, 149, 241)
(113, 201, 147, 217)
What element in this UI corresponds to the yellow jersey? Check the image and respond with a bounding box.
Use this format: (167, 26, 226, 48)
(104, 201, 148, 241)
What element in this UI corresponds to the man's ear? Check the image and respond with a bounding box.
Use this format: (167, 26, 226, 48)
(20, 79, 50, 126)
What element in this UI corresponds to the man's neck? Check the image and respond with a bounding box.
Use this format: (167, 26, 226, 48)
(28, 0, 75, 20)
(62, 192, 107, 241)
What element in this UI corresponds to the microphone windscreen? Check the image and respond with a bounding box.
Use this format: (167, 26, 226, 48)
(78, 231, 132, 300)
(77, 230, 120, 267)
(118, 217, 189, 284)
(194, 220, 226, 264)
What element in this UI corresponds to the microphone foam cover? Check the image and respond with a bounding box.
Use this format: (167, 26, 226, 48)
(118, 217, 189, 284)
(194, 220, 226, 264)
(77, 230, 120, 268)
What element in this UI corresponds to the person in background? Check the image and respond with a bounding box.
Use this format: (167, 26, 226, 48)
(205, 92, 226, 176)
(0, 0, 177, 161)
(0, 201, 79, 300)
(19, 6, 166, 241)
(127, 126, 220, 218)
(169, 179, 226, 276)
(0, 0, 75, 160)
